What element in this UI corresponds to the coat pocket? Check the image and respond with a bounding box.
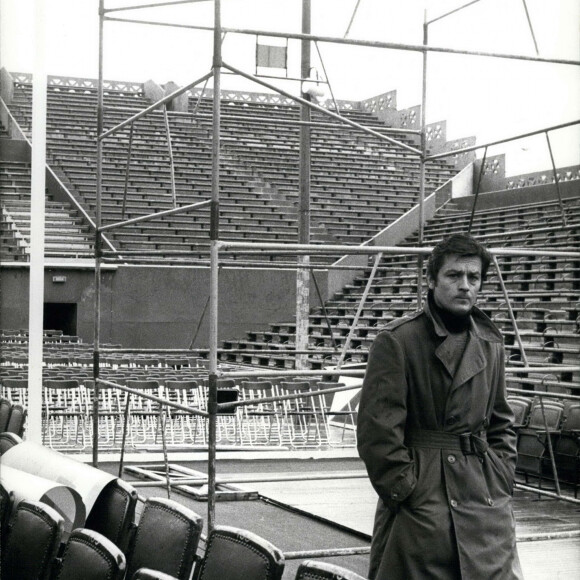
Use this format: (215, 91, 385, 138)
(487, 448, 514, 495)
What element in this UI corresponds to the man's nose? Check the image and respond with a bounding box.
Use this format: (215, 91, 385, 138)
(458, 275, 470, 290)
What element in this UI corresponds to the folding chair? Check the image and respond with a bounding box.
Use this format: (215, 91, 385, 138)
(295, 560, 367, 580)
(126, 380, 161, 446)
(125, 497, 203, 580)
(84, 380, 127, 449)
(195, 525, 285, 580)
(43, 379, 87, 449)
(278, 381, 327, 448)
(317, 381, 357, 448)
(163, 380, 206, 445)
(2, 500, 64, 580)
(1, 378, 28, 407)
(238, 381, 282, 447)
(54, 528, 126, 580)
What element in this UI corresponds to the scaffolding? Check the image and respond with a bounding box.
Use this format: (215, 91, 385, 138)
(20, 0, 580, 559)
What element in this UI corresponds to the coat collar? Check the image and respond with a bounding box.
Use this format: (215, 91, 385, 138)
(424, 296, 503, 390)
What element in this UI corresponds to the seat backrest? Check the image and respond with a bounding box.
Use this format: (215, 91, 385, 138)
(2, 499, 64, 580)
(0, 483, 14, 544)
(126, 497, 203, 580)
(562, 404, 580, 431)
(85, 478, 138, 552)
(6, 403, 27, 436)
(0, 432, 22, 455)
(54, 528, 126, 580)
(507, 396, 532, 426)
(528, 402, 564, 430)
(197, 525, 285, 580)
(295, 560, 367, 580)
(0, 397, 12, 431)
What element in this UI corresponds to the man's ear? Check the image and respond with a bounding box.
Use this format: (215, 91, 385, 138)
(427, 274, 435, 290)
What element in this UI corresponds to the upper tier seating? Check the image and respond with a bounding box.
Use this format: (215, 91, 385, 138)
(6, 78, 456, 263)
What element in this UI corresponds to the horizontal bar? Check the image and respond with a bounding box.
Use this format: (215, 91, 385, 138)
(505, 366, 580, 374)
(104, 18, 580, 66)
(98, 200, 211, 232)
(224, 62, 422, 156)
(507, 387, 580, 400)
(284, 547, 371, 559)
(514, 483, 580, 505)
(104, 0, 207, 14)
(218, 369, 364, 379)
(426, 119, 580, 161)
(217, 241, 580, 259)
(97, 378, 209, 417)
(131, 471, 368, 488)
(216, 383, 362, 411)
(99, 70, 213, 141)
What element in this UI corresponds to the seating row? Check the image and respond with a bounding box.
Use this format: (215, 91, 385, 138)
(0, 448, 366, 580)
(510, 397, 580, 497)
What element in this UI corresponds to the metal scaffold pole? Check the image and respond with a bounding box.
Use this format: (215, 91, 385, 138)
(296, 0, 312, 371)
(207, 0, 222, 533)
(27, 0, 48, 444)
(93, 0, 106, 467)
(416, 10, 429, 308)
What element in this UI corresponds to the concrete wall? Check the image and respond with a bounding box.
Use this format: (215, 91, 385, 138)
(0, 265, 328, 348)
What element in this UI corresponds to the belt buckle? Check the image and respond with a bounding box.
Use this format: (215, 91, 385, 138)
(459, 432, 474, 455)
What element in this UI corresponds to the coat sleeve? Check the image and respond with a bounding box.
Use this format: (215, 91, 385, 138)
(357, 331, 417, 506)
(486, 343, 518, 476)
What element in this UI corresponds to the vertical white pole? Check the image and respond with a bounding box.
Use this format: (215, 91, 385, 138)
(27, 0, 47, 443)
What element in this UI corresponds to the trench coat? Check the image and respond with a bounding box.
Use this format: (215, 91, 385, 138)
(357, 300, 523, 580)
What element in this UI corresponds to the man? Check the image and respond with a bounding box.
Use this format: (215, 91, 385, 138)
(358, 234, 523, 580)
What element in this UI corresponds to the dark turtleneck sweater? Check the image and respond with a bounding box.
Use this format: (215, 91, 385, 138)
(428, 290, 471, 378)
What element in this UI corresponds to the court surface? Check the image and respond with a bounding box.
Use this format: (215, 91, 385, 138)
(94, 449, 580, 579)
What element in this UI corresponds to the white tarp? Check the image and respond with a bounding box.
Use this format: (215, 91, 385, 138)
(0, 440, 115, 531)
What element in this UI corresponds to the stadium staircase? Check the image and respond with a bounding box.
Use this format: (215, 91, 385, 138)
(0, 160, 93, 261)
(219, 195, 580, 377)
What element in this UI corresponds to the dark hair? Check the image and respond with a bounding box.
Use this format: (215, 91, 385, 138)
(427, 233, 492, 281)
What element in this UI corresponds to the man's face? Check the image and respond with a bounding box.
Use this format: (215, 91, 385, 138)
(428, 254, 483, 317)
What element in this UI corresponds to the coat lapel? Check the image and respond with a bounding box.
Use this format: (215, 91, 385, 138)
(449, 332, 487, 392)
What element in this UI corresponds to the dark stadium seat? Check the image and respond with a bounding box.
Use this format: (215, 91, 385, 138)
(0, 483, 14, 550)
(84, 477, 138, 552)
(125, 497, 203, 580)
(0, 397, 11, 431)
(5, 403, 26, 437)
(516, 401, 565, 485)
(195, 525, 285, 580)
(0, 432, 22, 455)
(295, 560, 367, 580)
(1, 499, 64, 580)
(53, 528, 126, 580)
(552, 404, 580, 497)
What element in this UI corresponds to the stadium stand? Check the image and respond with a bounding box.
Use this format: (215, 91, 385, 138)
(2, 73, 456, 262)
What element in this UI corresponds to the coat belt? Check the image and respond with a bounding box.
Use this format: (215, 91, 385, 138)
(405, 428, 488, 458)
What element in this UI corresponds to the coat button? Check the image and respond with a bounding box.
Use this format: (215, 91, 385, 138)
(450, 499, 458, 508)
(447, 454, 456, 464)
(487, 498, 494, 506)
(445, 416, 459, 426)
